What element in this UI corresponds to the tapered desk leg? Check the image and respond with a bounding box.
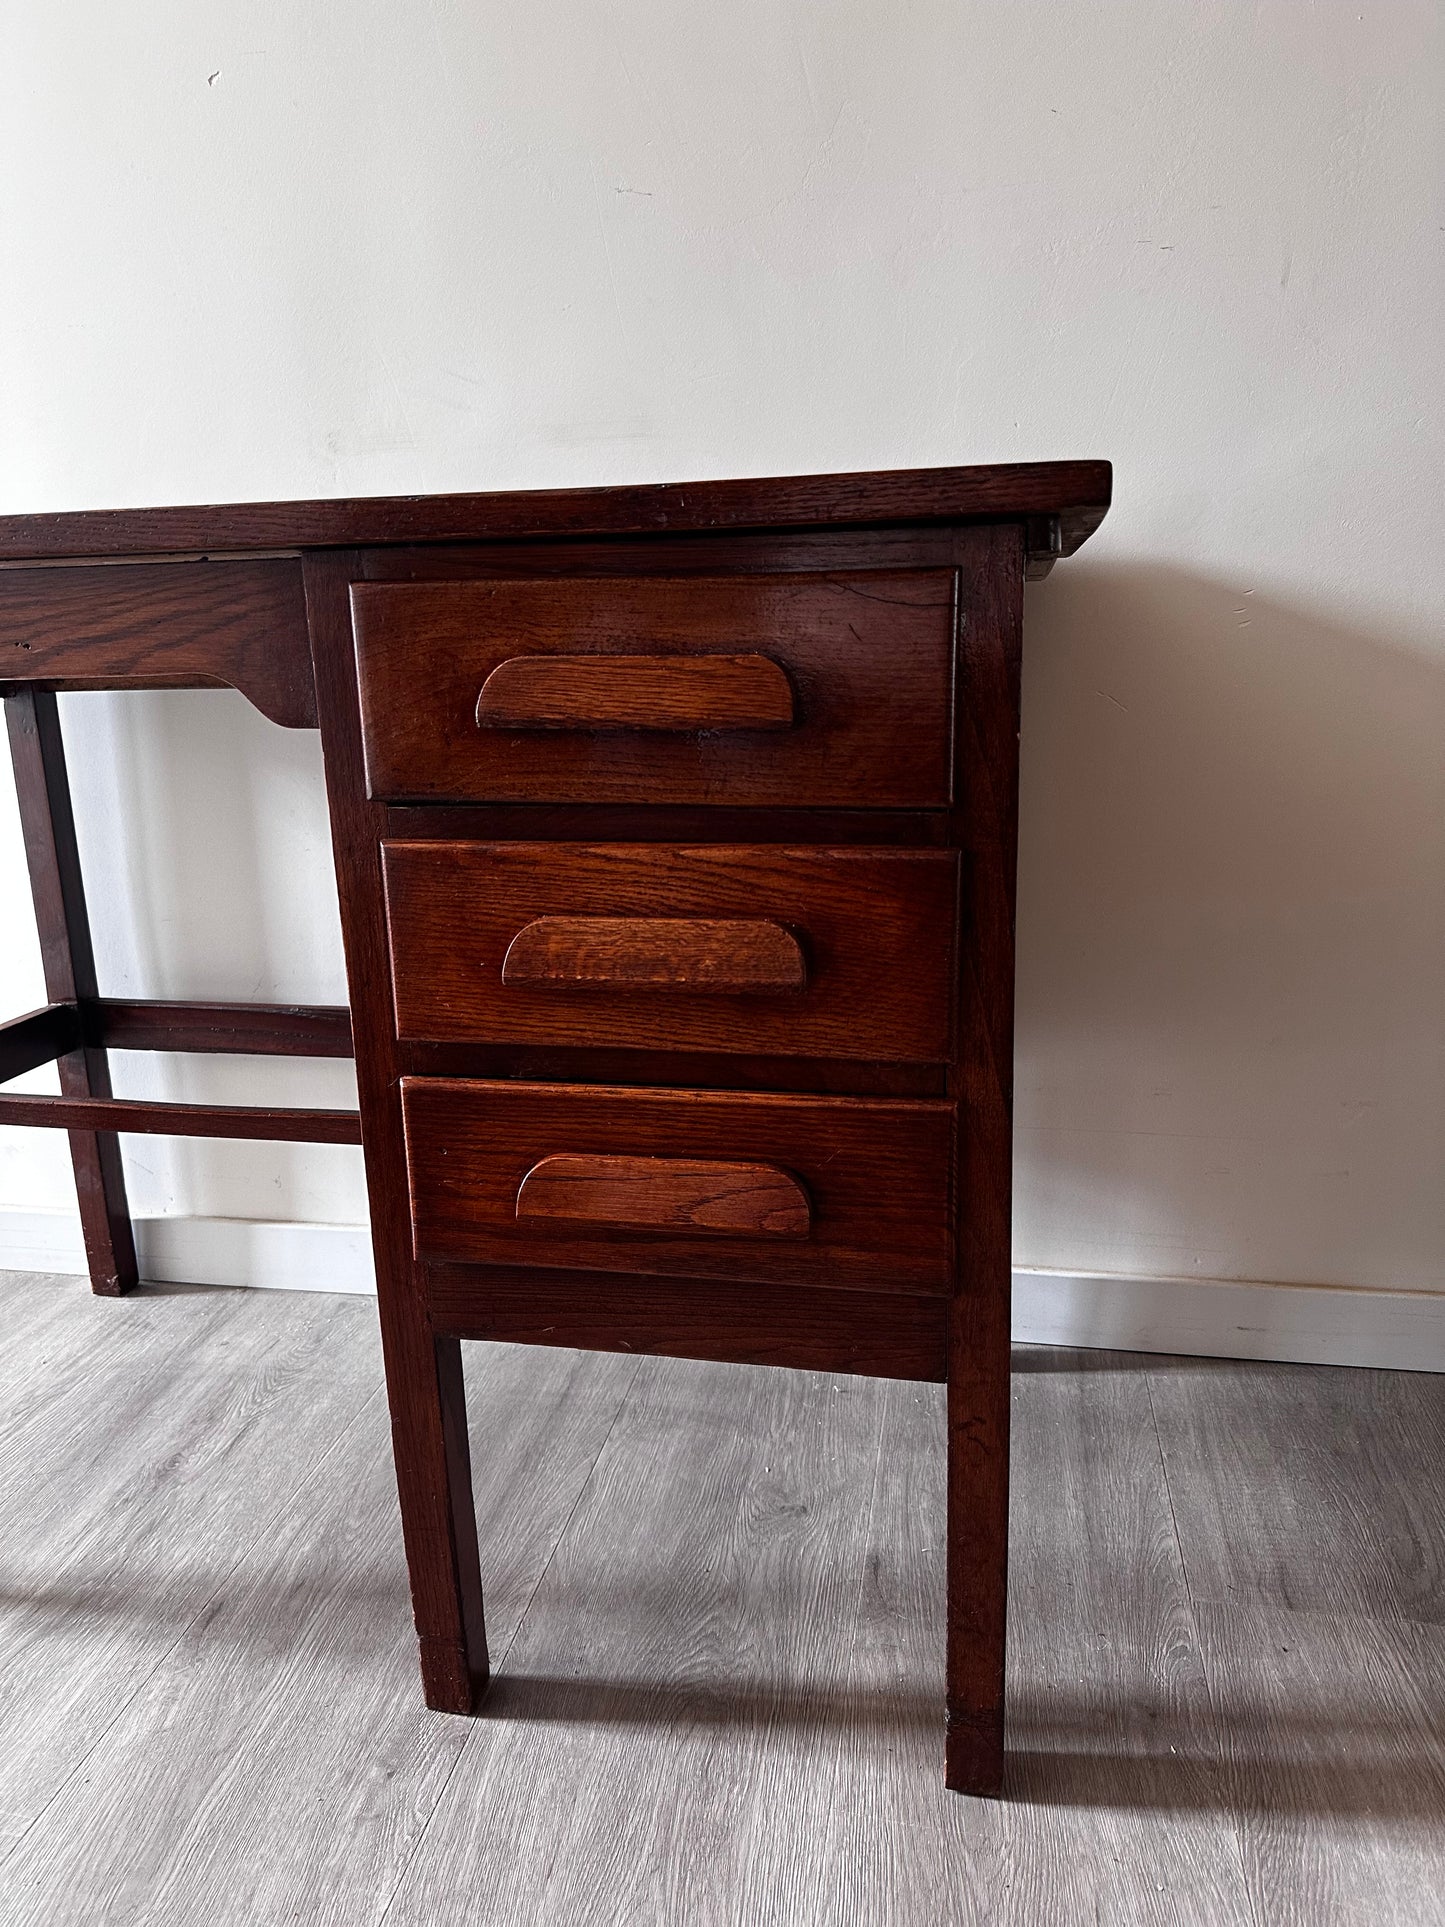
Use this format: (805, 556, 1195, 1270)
(4, 690, 138, 1296)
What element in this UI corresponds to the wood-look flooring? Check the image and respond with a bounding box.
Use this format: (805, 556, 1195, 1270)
(0, 1271, 1439, 1924)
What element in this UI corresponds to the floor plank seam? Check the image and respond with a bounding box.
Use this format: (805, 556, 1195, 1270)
(0, 1370, 390, 1891)
(483, 1350, 647, 1681)
(815, 1377, 892, 1858)
(124, 1377, 396, 1927)
(0, 1289, 267, 1878)
(372, 1348, 645, 1927)
(1144, 1368, 1265, 1927)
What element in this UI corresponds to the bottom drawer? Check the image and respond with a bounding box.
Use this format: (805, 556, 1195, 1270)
(402, 1078, 954, 1295)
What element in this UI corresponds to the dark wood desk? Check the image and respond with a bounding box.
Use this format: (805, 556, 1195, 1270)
(0, 462, 1110, 1794)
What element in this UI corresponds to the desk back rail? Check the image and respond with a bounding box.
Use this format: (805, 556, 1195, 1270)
(2, 684, 360, 1280)
(0, 1091, 360, 1144)
(4, 689, 137, 1292)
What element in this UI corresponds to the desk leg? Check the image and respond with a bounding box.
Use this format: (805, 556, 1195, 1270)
(5, 691, 137, 1297)
(302, 550, 490, 1715)
(380, 1313, 491, 1711)
(945, 521, 1022, 1795)
(946, 944, 1013, 1795)
(945, 1137, 1011, 1797)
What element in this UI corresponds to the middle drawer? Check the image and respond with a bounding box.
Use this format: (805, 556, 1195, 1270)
(383, 842, 957, 1063)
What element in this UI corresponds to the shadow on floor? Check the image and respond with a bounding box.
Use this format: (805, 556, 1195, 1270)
(476, 1672, 1445, 1825)
(475, 1668, 936, 1733)
(1008, 1745, 1445, 1826)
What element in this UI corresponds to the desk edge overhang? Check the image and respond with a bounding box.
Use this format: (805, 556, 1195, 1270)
(0, 461, 1111, 570)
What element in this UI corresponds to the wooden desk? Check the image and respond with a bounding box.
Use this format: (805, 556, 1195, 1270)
(0, 463, 1110, 1794)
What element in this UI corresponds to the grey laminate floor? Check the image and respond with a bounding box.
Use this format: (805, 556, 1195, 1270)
(0, 1271, 1439, 1925)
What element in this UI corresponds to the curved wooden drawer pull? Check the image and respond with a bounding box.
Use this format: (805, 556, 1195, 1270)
(515, 1154, 812, 1239)
(502, 917, 806, 992)
(475, 653, 795, 732)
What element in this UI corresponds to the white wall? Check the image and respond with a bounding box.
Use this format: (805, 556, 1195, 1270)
(2, 3, 1442, 1352)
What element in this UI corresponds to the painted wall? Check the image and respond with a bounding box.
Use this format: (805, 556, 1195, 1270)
(3, 3, 1441, 1324)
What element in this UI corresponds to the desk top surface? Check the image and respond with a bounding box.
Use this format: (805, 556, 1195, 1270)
(0, 461, 1110, 567)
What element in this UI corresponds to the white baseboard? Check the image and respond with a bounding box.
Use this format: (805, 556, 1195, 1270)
(1011, 1266, 1445, 1374)
(0, 1208, 375, 1296)
(1, 1209, 1441, 1373)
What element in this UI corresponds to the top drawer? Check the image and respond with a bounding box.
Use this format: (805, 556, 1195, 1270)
(351, 570, 956, 807)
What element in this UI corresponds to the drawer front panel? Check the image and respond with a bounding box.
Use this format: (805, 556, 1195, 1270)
(351, 570, 956, 806)
(383, 843, 957, 1062)
(402, 1079, 954, 1294)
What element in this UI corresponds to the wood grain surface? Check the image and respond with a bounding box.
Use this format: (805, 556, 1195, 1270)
(384, 841, 956, 1061)
(402, 1077, 953, 1294)
(352, 569, 956, 806)
(515, 1152, 813, 1238)
(500, 915, 807, 992)
(475, 651, 796, 731)
(988, 1352, 1255, 1922)
(91, 998, 353, 1058)
(426, 1265, 947, 1380)
(1150, 1355, 1445, 1624)
(943, 523, 1025, 1792)
(0, 1288, 1437, 1926)
(0, 459, 1111, 564)
(0, 466, 1118, 1805)
(0, 1004, 80, 1083)
(0, 1280, 381, 1870)
(0, 1093, 362, 1143)
(0, 558, 315, 726)
(1193, 1596, 1445, 1927)
(0, 1276, 639, 1927)
(4, 690, 137, 1294)
(380, 1352, 898, 1927)
(396, 1038, 945, 1099)
(385, 798, 951, 847)
(306, 548, 491, 1717)
(820, 1362, 1255, 1924)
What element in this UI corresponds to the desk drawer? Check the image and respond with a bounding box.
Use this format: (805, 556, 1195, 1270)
(383, 842, 957, 1063)
(351, 570, 956, 806)
(401, 1079, 954, 1295)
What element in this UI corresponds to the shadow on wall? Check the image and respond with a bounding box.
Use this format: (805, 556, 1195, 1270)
(1013, 564, 1444, 1294)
